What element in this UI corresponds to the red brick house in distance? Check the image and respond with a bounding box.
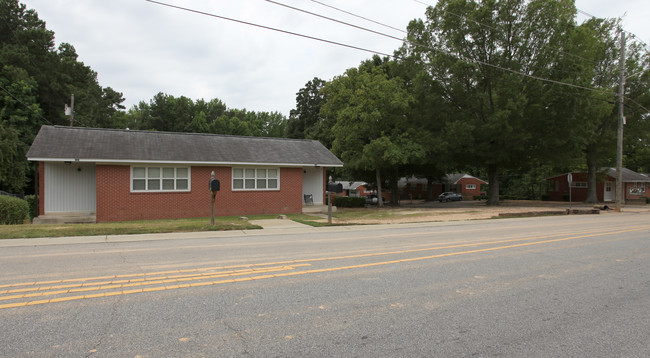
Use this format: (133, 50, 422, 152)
(545, 168, 650, 203)
(397, 174, 487, 200)
(27, 126, 343, 223)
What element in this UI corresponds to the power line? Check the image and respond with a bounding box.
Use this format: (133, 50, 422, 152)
(147, 0, 619, 97)
(0, 83, 52, 125)
(412, 0, 606, 68)
(262, 0, 614, 95)
(263, 0, 405, 43)
(307, 0, 406, 34)
(144, 0, 393, 58)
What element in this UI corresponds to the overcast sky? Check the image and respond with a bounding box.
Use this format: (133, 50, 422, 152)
(19, 0, 650, 117)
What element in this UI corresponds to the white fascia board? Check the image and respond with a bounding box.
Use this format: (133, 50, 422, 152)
(28, 157, 343, 167)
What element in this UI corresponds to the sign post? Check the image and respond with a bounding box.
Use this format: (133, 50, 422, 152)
(209, 171, 220, 226)
(327, 176, 333, 224)
(326, 177, 343, 224)
(566, 173, 573, 214)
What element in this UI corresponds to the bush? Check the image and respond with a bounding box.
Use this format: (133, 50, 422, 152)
(24, 195, 37, 219)
(0, 195, 29, 225)
(333, 196, 366, 208)
(541, 194, 551, 201)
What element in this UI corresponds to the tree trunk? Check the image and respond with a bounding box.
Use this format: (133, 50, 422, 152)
(584, 150, 599, 204)
(487, 165, 500, 206)
(376, 168, 384, 208)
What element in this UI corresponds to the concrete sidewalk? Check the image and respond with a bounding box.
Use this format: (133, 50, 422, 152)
(248, 218, 313, 229)
(0, 219, 476, 248)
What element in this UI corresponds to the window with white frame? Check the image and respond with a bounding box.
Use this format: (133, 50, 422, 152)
(131, 166, 190, 192)
(570, 182, 587, 188)
(465, 184, 477, 190)
(232, 167, 279, 190)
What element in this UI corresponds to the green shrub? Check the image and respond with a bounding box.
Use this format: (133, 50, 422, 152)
(24, 195, 37, 219)
(0, 195, 29, 225)
(541, 194, 551, 201)
(333, 196, 366, 208)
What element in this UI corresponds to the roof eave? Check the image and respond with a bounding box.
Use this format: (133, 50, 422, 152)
(27, 157, 343, 167)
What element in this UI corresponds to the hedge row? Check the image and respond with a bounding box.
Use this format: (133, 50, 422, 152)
(333, 196, 366, 208)
(0, 195, 29, 225)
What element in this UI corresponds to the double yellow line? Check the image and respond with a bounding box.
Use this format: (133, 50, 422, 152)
(2, 225, 647, 310)
(0, 264, 309, 310)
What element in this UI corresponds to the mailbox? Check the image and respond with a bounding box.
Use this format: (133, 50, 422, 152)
(210, 179, 220, 192)
(327, 182, 343, 193)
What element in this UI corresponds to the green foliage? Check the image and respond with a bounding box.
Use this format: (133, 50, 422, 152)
(287, 77, 328, 142)
(128, 93, 287, 137)
(333, 196, 365, 208)
(0, 0, 125, 194)
(322, 59, 427, 203)
(402, 0, 581, 205)
(24, 194, 36, 219)
(0, 195, 29, 225)
(0, 121, 28, 192)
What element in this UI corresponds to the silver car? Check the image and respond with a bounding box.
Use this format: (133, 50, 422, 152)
(438, 192, 462, 202)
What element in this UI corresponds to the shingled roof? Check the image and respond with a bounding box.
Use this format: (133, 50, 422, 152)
(27, 126, 343, 167)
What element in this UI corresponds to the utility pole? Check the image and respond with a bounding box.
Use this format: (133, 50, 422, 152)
(615, 29, 626, 212)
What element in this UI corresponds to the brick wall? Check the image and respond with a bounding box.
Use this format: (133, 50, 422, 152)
(458, 178, 486, 198)
(96, 165, 304, 223)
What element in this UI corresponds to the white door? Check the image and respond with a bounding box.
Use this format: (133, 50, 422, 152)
(45, 163, 96, 213)
(302, 167, 324, 205)
(604, 181, 614, 202)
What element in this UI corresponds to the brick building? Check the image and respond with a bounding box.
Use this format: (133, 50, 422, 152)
(27, 126, 342, 223)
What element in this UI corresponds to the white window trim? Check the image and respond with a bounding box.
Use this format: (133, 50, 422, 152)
(131, 166, 191, 192)
(570, 181, 588, 188)
(465, 184, 477, 190)
(232, 167, 280, 191)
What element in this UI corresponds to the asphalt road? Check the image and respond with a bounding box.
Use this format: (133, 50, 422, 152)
(1, 212, 649, 357)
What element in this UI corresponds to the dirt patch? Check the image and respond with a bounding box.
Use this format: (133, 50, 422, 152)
(309, 200, 615, 225)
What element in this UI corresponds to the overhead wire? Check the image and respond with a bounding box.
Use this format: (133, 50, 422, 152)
(0, 84, 53, 125)
(307, 0, 406, 34)
(262, 0, 404, 43)
(409, 0, 649, 111)
(145, 0, 617, 97)
(265, 0, 616, 95)
(144, 0, 393, 58)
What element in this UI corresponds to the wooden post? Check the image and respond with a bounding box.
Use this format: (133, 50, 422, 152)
(327, 176, 333, 224)
(210, 171, 215, 226)
(211, 192, 215, 226)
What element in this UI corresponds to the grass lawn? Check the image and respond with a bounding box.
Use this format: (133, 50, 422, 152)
(0, 215, 270, 239)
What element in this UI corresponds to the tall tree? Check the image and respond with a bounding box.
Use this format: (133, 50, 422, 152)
(0, 0, 125, 192)
(321, 60, 425, 206)
(287, 77, 331, 144)
(404, 0, 578, 205)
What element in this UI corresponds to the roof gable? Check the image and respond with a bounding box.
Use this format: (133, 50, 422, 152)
(445, 173, 487, 185)
(27, 126, 343, 167)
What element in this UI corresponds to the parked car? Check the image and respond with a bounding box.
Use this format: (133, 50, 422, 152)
(365, 194, 386, 205)
(438, 192, 462, 202)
